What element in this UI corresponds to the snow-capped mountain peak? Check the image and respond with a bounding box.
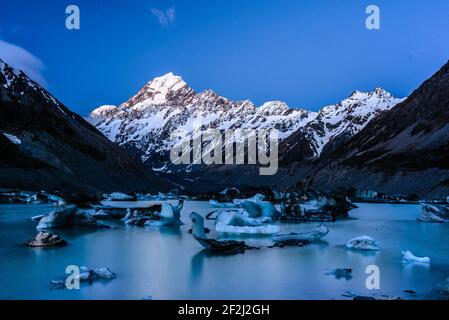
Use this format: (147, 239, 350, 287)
(90, 105, 118, 118)
(147, 72, 187, 93)
(117, 72, 196, 111)
(294, 88, 405, 157)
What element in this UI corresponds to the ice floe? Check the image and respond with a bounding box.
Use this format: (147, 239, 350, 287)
(209, 200, 237, 208)
(215, 210, 280, 235)
(105, 192, 136, 201)
(36, 205, 108, 230)
(346, 235, 379, 251)
(273, 224, 329, 244)
(402, 250, 430, 264)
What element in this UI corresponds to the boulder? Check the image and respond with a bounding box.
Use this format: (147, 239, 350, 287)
(26, 231, 67, 247)
(190, 212, 256, 255)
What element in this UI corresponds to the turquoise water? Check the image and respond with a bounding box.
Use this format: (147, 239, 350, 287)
(0, 202, 448, 300)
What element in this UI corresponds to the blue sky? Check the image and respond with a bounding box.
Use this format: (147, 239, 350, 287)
(1, 0, 448, 115)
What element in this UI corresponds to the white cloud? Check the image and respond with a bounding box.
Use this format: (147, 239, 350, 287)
(151, 7, 176, 27)
(0, 39, 47, 87)
(166, 7, 176, 25)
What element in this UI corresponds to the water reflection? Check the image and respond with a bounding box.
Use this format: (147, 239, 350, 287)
(1, 202, 449, 300)
(158, 225, 183, 237)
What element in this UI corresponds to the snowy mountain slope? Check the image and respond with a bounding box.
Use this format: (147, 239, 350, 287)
(89, 73, 404, 172)
(306, 60, 449, 198)
(89, 73, 317, 168)
(280, 88, 405, 163)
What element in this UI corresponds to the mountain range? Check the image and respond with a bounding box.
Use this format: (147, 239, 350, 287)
(2, 56, 448, 198)
(89, 73, 404, 173)
(89, 72, 317, 171)
(305, 61, 449, 197)
(89, 63, 449, 198)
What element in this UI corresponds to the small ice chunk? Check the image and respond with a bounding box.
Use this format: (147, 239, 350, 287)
(402, 250, 430, 264)
(215, 210, 279, 235)
(93, 267, 117, 279)
(108, 192, 134, 201)
(75, 266, 117, 281)
(346, 235, 379, 251)
(3, 133, 21, 145)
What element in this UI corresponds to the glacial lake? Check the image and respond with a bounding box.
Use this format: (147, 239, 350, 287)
(1, 201, 448, 300)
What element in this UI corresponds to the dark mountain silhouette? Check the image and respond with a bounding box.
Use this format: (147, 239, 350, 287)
(0, 59, 170, 192)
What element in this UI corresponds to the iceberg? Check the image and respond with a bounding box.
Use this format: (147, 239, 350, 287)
(209, 200, 237, 208)
(215, 210, 279, 235)
(36, 205, 108, 230)
(273, 224, 329, 243)
(121, 200, 184, 227)
(232, 193, 266, 206)
(75, 266, 117, 282)
(189, 212, 250, 254)
(105, 192, 136, 201)
(402, 250, 430, 264)
(346, 235, 379, 251)
(240, 200, 277, 218)
(144, 200, 184, 227)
